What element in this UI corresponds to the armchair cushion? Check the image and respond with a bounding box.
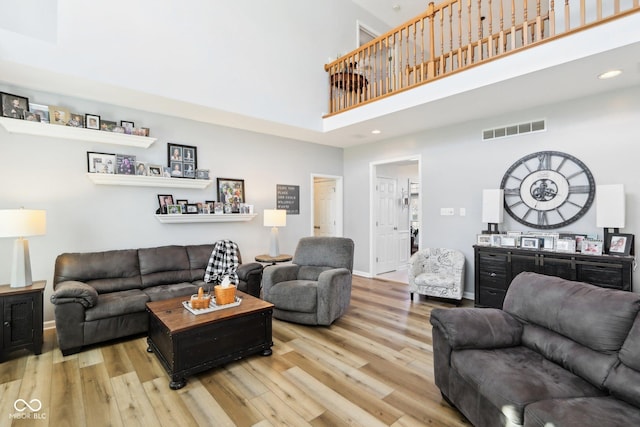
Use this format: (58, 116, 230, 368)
(50, 281, 99, 308)
(267, 280, 317, 312)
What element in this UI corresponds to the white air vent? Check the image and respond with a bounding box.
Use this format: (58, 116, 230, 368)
(482, 119, 546, 141)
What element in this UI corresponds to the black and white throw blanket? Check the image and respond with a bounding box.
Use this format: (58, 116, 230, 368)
(204, 240, 239, 285)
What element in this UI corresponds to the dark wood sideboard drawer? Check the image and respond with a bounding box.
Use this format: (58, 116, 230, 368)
(477, 287, 507, 308)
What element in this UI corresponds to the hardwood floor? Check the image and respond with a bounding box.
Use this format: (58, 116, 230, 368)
(0, 276, 471, 427)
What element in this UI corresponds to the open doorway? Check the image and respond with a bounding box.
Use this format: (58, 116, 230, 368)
(370, 156, 421, 282)
(310, 174, 344, 237)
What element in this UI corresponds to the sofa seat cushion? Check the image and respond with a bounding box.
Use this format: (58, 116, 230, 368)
(143, 282, 198, 302)
(413, 273, 455, 288)
(452, 346, 605, 425)
(267, 280, 317, 312)
(85, 289, 150, 321)
(523, 396, 640, 427)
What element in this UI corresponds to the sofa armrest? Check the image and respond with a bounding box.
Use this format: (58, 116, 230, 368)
(430, 307, 522, 350)
(50, 281, 98, 308)
(237, 262, 263, 281)
(237, 262, 264, 297)
(317, 268, 352, 325)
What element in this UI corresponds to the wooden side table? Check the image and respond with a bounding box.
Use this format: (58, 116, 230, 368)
(255, 254, 293, 265)
(0, 280, 45, 362)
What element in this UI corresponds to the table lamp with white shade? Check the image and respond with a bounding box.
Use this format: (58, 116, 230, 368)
(596, 184, 625, 254)
(0, 209, 47, 287)
(263, 209, 286, 257)
(482, 189, 504, 234)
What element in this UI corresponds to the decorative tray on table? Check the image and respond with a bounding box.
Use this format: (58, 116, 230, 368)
(182, 296, 242, 315)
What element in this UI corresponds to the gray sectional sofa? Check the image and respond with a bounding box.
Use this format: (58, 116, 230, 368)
(50, 244, 263, 355)
(430, 272, 640, 426)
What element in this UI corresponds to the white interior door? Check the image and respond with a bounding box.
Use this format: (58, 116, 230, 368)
(376, 177, 397, 274)
(314, 179, 337, 236)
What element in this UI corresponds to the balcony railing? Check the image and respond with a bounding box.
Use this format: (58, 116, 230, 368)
(324, 0, 640, 116)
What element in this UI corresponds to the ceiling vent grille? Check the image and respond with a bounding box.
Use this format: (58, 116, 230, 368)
(482, 119, 546, 141)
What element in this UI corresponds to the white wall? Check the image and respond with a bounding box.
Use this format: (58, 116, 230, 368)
(0, 84, 343, 322)
(344, 85, 640, 295)
(0, 0, 389, 132)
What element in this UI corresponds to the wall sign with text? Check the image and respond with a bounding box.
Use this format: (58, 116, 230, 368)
(277, 184, 299, 214)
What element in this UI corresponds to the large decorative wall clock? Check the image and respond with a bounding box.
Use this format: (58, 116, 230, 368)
(500, 151, 595, 229)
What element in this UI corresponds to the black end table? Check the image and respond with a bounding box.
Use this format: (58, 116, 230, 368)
(1, 280, 45, 362)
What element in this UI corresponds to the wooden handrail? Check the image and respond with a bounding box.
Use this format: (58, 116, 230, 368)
(325, 0, 640, 116)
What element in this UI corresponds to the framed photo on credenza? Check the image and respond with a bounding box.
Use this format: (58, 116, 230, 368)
(608, 233, 634, 256)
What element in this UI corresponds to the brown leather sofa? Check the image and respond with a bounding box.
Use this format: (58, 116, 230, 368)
(430, 272, 640, 426)
(50, 244, 262, 355)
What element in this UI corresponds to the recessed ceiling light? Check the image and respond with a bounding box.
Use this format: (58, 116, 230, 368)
(598, 69, 622, 80)
(371, 129, 381, 134)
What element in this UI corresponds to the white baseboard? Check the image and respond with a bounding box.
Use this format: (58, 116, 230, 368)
(353, 270, 372, 278)
(44, 320, 56, 330)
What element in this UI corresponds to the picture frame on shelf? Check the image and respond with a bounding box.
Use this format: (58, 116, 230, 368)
(85, 114, 101, 130)
(166, 204, 182, 215)
(30, 103, 50, 123)
(205, 200, 215, 213)
(100, 120, 117, 132)
(185, 204, 199, 214)
(167, 143, 197, 179)
(157, 194, 174, 214)
(582, 239, 604, 255)
(476, 234, 491, 246)
(176, 199, 188, 212)
(23, 111, 41, 122)
(148, 164, 162, 176)
(196, 169, 209, 180)
(608, 233, 634, 256)
(87, 152, 116, 174)
(115, 154, 136, 175)
(132, 127, 149, 136)
(135, 162, 147, 176)
(556, 238, 577, 253)
(217, 178, 245, 213)
(574, 234, 587, 252)
(521, 237, 540, 249)
(112, 125, 125, 134)
(500, 236, 517, 247)
(120, 120, 134, 134)
(1, 92, 29, 119)
(67, 113, 84, 128)
(162, 166, 171, 177)
(49, 105, 70, 125)
(490, 234, 502, 247)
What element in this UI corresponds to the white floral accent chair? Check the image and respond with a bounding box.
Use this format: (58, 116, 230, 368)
(408, 248, 465, 303)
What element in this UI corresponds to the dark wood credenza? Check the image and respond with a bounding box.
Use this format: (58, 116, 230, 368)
(474, 245, 635, 308)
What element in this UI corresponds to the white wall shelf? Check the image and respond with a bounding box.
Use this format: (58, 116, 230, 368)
(0, 117, 157, 148)
(154, 214, 258, 223)
(87, 173, 212, 189)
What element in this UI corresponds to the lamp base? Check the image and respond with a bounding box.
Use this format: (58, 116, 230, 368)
(482, 223, 500, 234)
(269, 227, 280, 257)
(11, 237, 33, 288)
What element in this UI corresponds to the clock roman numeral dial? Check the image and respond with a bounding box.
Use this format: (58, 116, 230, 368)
(569, 185, 590, 193)
(538, 211, 548, 225)
(500, 151, 595, 229)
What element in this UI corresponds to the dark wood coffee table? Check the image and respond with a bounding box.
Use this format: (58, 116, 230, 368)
(146, 291, 274, 389)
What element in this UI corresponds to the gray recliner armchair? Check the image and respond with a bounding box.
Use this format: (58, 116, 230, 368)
(261, 236, 354, 325)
